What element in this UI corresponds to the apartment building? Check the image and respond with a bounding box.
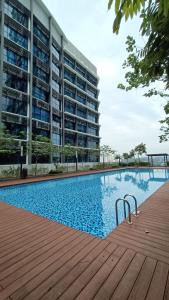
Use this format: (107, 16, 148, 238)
(0, 0, 100, 163)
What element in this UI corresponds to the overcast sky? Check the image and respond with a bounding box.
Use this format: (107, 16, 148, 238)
(44, 0, 169, 154)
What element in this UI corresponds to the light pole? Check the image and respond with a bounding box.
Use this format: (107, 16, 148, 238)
(75, 150, 78, 172)
(20, 144, 23, 178)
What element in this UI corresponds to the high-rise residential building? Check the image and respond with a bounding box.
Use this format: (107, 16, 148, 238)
(0, 0, 100, 164)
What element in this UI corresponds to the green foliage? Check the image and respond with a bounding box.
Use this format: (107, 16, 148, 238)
(1, 166, 20, 178)
(48, 169, 63, 175)
(100, 145, 116, 164)
(108, 0, 169, 34)
(0, 124, 18, 154)
(134, 143, 146, 156)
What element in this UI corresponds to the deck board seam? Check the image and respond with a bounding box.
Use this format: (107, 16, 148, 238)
(0, 232, 90, 285)
(84, 247, 129, 300)
(51, 242, 118, 300)
(108, 233, 169, 259)
(26, 240, 107, 298)
(107, 236, 169, 264)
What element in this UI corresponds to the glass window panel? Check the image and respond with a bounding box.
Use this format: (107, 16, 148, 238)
(4, 2, 28, 28)
(4, 48, 28, 71)
(4, 25, 28, 49)
(3, 72, 27, 92)
(33, 23, 49, 46)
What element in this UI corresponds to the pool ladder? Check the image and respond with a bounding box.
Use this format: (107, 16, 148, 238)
(115, 194, 139, 226)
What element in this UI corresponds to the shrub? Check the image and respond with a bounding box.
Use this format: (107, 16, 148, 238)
(48, 169, 63, 175)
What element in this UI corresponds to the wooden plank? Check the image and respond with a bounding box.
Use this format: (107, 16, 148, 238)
(92, 249, 135, 300)
(0, 227, 72, 278)
(11, 237, 102, 300)
(0, 230, 84, 288)
(146, 261, 169, 300)
(108, 233, 169, 264)
(40, 243, 120, 300)
(110, 253, 145, 300)
(128, 257, 157, 300)
(60, 246, 126, 300)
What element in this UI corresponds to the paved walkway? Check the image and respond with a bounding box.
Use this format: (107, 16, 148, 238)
(0, 174, 169, 299)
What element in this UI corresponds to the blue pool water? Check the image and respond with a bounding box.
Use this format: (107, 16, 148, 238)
(0, 168, 168, 238)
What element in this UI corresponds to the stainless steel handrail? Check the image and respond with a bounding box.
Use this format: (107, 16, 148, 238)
(124, 194, 139, 216)
(115, 198, 132, 226)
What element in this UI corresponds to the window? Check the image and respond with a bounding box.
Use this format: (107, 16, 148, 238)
(32, 85, 48, 102)
(64, 69, 75, 84)
(87, 99, 97, 110)
(52, 62, 60, 76)
(77, 78, 86, 91)
(4, 48, 28, 71)
(4, 123, 27, 139)
(2, 95, 27, 116)
(76, 92, 86, 105)
(65, 133, 76, 146)
(64, 53, 75, 69)
(76, 63, 86, 77)
(64, 84, 76, 99)
(86, 85, 97, 98)
(32, 105, 50, 122)
(88, 126, 97, 136)
(77, 107, 86, 119)
(65, 100, 76, 114)
(4, 2, 28, 28)
(53, 115, 61, 128)
(52, 45, 60, 60)
(33, 44, 49, 64)
(52, 98, 60, 110)
(87, 112, 97, 123)
(87, 137, 98, 149)
(86, 72, 97, 86)
(33, 65, 48, 83)
(3, 72, 27, 93)
(77, 121, 86, 133)
(33, 23, 49, 46)
(4, 25, 28, 49)
(65, 117, 76, 130)
(52, 80, 60, 93)
(52, 133, 61, 145)
(32, 127, 49, 138)
(78, 135, 86, 147)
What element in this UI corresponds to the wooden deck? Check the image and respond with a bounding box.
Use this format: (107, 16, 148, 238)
(0, 177, 169, 299)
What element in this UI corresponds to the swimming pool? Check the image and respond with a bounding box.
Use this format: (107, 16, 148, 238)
(0, 168, 168, 238)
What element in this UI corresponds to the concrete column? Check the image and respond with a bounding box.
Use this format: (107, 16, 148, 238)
(49, 16, 53, 163)
(0, 0, 4, 125)
(27, 0, 33, 165)
(60, 35, 64, 163)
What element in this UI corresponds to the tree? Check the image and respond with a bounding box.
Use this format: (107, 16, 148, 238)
(62, 145, 75, 172)
(123, 152, 129, 165)
(134, 143, 147, 163)
(100, 145, 115, 167)
(115, 153, 121, 166)
(108, 0, 169, 141)
(0, 124, 18, 155)
(129, 149, 136, 163)
(30, 135, 52, 175)
(108, 0, 169, 34)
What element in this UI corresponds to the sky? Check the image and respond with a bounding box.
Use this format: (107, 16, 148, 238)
(44, 0, 169, 154)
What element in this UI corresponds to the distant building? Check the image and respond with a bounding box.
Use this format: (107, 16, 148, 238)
(0, 0, 100, 164)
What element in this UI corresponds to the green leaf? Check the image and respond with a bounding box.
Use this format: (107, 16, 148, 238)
(108, 0, 114, 10)
(115, 0, 121, 14)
